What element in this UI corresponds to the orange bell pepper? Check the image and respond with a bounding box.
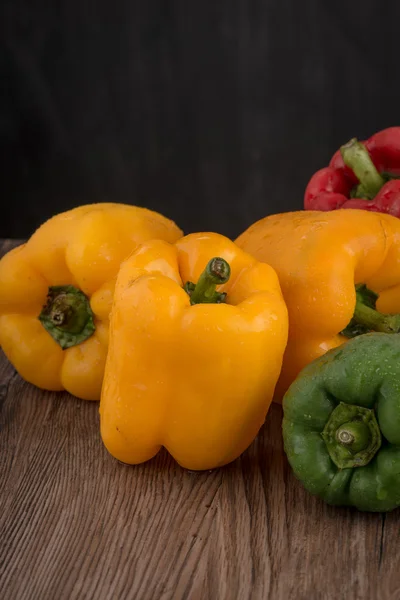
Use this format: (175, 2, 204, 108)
(236, 209, 400, 400)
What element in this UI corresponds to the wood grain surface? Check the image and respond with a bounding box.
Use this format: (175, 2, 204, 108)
(0, 239, 399, 600)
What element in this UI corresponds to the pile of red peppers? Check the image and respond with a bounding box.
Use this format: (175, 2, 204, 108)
(304, 127, 400, 217)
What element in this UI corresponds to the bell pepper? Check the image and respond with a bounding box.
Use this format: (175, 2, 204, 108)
(0, 203, 182, 400)
(235, 208, 400, 399)
(100, 232, 288, 470)
(282, 332, 400, 512)
(304, 127, 400, 216)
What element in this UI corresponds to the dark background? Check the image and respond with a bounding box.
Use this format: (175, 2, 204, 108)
(1, 0, 399, 239)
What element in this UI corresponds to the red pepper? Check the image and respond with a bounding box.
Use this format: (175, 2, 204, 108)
(304, 127, 400, 217)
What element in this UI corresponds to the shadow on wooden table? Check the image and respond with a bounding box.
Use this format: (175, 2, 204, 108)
(1, 351, 399, 600)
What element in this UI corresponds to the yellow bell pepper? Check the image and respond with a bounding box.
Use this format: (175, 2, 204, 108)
(236, 208, 400, 400)
(0, 203, 182, 400)
(100, 232, 288, 470)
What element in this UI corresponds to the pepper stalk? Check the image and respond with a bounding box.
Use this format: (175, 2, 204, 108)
(39, 285, 95, 349)
(184, 257, 231, 305)
(342, 284, 400, 338)
(322, 402, 381, 469)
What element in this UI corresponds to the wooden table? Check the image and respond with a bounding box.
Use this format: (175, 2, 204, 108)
(0, 239, 399, 600)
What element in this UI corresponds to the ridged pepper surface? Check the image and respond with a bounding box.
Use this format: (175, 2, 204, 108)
(100, 232, 288, 470)
(236, 209, 400, 399)
(0, 203, 182, 400)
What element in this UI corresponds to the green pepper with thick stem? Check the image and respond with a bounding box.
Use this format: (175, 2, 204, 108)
(282, 333, 400, 512)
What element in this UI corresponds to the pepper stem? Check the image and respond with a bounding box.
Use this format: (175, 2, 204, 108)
(340, 138, 385, 200)
(185, 257, 231, 305)
(353, 297, 400, 334)
(38, 285, 95, 349)
(342, 284, 400, 338)
(322, 403, 381, 469)
(336, 421, 371, 454)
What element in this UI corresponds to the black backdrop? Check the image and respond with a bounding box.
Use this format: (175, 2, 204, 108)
(1, 1, 399, 239)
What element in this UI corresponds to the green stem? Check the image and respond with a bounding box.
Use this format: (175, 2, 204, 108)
(340, 138, 385, 200)
(322, 403, 381, 469)
(38, 285, 95, 349)
(342, 284, 400, 338)
(336, 421, 371, 454)
(185, 257, 231, 305)
(353, 289, 400, 334)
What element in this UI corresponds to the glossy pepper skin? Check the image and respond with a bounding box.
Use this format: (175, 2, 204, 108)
(100, 233, 288, 470)
(304, 127, 400, 216)
(236, 209, 400, 400)
(0, 203, 182, 400)
(283, 333, 400, 512)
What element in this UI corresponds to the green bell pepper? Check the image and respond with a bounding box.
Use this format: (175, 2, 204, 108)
(282, 332, 400, 512)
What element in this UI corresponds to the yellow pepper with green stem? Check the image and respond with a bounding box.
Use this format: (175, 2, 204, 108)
(0, 203, 182, 400)
(100, 232, 288, 470)
(236, 208, 400, 400)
